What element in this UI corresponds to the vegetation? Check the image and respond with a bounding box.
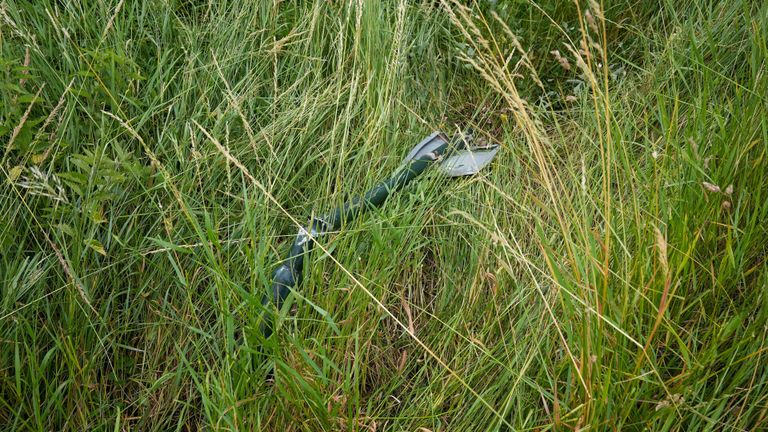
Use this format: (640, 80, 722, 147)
(1, 0, 766, 430)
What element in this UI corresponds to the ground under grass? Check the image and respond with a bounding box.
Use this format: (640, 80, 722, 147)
(1, 0, 767, 430)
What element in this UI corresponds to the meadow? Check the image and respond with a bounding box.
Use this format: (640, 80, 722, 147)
(1, 0, 767, 430)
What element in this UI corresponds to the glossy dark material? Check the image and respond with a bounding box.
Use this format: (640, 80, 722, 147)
(260, 132, 450, 338)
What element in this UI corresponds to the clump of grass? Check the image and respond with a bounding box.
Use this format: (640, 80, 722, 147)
(1, 0, 766, 430)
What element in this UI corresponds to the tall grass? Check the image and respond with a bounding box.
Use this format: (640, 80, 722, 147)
(1, 0, 766, 430)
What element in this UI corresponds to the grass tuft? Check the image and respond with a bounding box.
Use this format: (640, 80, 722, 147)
(1, 0, 767, 430)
